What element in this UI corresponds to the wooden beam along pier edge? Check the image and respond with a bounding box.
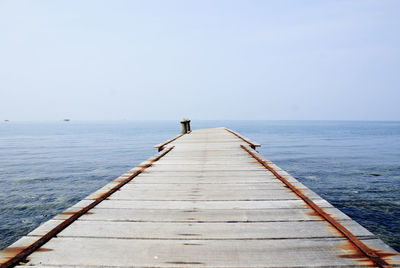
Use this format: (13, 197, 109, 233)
(0, 126, 399, 268)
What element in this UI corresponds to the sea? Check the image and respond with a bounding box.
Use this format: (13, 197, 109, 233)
(0, 120, 399, 251)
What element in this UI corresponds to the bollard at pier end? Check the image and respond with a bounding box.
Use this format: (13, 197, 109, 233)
(180, 118, 191, 134)
(186, 119, 191, 132)
(180, 119, 188, 134)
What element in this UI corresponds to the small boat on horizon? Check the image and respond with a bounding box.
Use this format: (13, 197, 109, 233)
(63, 119, 70, 122)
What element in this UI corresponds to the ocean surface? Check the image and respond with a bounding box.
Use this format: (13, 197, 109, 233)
(0, 121, 399, 251)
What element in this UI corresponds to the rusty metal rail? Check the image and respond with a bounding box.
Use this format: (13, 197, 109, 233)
(0, 146, 174, 268)
(225, 128, 260, 149)
(240, 144, 394, 268)
(154, 133, 184, 151)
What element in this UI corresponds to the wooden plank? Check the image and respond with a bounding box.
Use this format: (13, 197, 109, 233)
(54, 207, 352, 222)
(130, 178, 280, 184)
(120, 182, 295, 190)
(145, 166, 268, 172)
(29, 220, 374, 240)
(138, 170, 285, 177)
(106, 189, 321, 201)
(21, 237, 386, 267)
(71, 199, 333, 210)
(127, 181, 310, 190)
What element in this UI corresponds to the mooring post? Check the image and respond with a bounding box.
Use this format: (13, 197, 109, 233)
(180, 118, 191, 134)
(186, 119, 191, 132)
(180, 119, 188, 134)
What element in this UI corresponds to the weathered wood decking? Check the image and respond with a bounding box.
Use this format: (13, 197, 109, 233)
(1, 127, 399, 267)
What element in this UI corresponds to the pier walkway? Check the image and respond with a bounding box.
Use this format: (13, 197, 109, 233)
(1, 127, 399, 267)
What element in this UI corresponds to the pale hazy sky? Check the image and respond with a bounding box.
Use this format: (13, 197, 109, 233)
(0, 0, 399, 121)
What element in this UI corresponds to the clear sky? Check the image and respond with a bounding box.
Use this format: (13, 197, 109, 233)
(0, 0, 399, 121)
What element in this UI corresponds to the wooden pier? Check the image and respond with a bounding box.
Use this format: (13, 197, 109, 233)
(1, 127, 399, 267)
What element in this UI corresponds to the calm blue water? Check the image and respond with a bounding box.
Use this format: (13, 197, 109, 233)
(0, 121, 399, 251)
